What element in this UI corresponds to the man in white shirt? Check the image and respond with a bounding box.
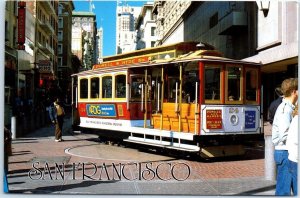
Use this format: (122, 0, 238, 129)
(272, 78, 298, 195)
(286, 107, 298, 195)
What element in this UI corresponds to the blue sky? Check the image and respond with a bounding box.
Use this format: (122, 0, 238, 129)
(74, 0, 147, 57)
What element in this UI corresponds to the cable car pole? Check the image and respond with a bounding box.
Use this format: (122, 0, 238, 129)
(178, 64, 183, 137)
(160, 67, 164, 130)
(144, 69, 148, 128)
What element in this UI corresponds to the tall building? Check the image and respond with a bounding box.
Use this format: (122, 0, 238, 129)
(153, 1, 192, 46)
(153, 1, 256, 59)
(58, 1, 74, 101)
(72, 11, 97, 70)
(4, 1, 18, 125)
(135, 2, 156, 50)
(96, 27, 103, 63)
(116, 3, 141, 54)
(243, 1, 298, 110)
(26, 0, 59, 101)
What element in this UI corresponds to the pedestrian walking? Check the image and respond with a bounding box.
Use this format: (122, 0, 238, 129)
(286, 105, 298, 195)
(48, 98, 65, 142)
(272, 78, 298, 196)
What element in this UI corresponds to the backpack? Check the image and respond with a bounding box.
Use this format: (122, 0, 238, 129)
(55, 104, 65, 116)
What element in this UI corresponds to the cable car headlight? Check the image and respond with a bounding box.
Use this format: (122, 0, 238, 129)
(230, 114, 239, 126)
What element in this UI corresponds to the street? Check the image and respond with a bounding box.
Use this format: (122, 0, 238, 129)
(7, 116, 276, 195)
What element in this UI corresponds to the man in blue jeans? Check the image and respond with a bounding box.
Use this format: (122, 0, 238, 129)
(272, 78, 298, 195)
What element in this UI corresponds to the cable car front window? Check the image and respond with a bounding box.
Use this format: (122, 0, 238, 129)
(227, 66, 242, 102)
(246, 69, 258, 102)
(182, 62, 199, 103)
(205, 67, 221, 101)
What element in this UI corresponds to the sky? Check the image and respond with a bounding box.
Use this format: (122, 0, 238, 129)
(73, 0, 147, 57)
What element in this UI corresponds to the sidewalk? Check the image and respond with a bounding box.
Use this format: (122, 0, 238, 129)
(7, 115, 276, 195)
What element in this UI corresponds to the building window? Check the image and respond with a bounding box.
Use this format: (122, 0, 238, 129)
(58, 57, 62, 67)
(151, 27, 156, 36)
(58, 44, 63, 54)
(151, 41, 155, 47)
(58, 4, 63, 15)
(58, 31, 63, 41)
(209, 13, 218, 29)
(58, 17, 63, 29)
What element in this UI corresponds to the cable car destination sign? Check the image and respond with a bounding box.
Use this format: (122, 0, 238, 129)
(93, 56, 150, 70)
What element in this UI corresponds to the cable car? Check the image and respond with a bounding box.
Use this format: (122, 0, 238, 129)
(71, 42, 262, 158)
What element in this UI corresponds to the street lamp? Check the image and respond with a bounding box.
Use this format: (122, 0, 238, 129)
(256, 1, 270, 17)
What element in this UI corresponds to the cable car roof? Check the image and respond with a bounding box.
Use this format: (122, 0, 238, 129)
(73, 48, 261, 77)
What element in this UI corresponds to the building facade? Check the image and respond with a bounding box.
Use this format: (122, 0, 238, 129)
(243, 1, 298, 110)
(26, 0, 59, 103)
(152, 0, 298, 117)
(4, 1, 18, 125)
(152, 1, 191, 46)
(96, 27, 103, 63)
(116, 3, 141, 54)
(72, 11, 97, 70)
(135, 2, 157, 50)
(153, 1, 257, 59)
(58, 1, 74, 101)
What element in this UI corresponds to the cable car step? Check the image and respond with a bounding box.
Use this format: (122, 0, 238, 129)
(123, 136, 200, 152)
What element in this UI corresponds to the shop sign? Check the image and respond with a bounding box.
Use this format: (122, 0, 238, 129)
(17, 1, 26, 50)
(38, 60, 52, 73)
(206, 109, 222, 129)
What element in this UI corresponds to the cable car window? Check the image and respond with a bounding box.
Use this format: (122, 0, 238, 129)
(227, 66, 242, 101)
(90, 77, 100, 99)
(115, 74, 126, 98)
(246, 69, 258, 101)
(183, 62, 199, 103)
(102, 76, 112, 98)
(80, 78, 88, 99)
(205, 67, 221, 100)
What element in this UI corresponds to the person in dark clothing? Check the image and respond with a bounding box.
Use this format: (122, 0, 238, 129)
(268, 87, 283, 124)
(48, 98, 65, 142)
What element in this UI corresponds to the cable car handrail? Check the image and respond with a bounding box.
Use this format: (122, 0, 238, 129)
(194, 81, 199, 134)
(175, 81, 178, 113)
(141, 82, 144, 112)
(126, 83, 130, 110)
